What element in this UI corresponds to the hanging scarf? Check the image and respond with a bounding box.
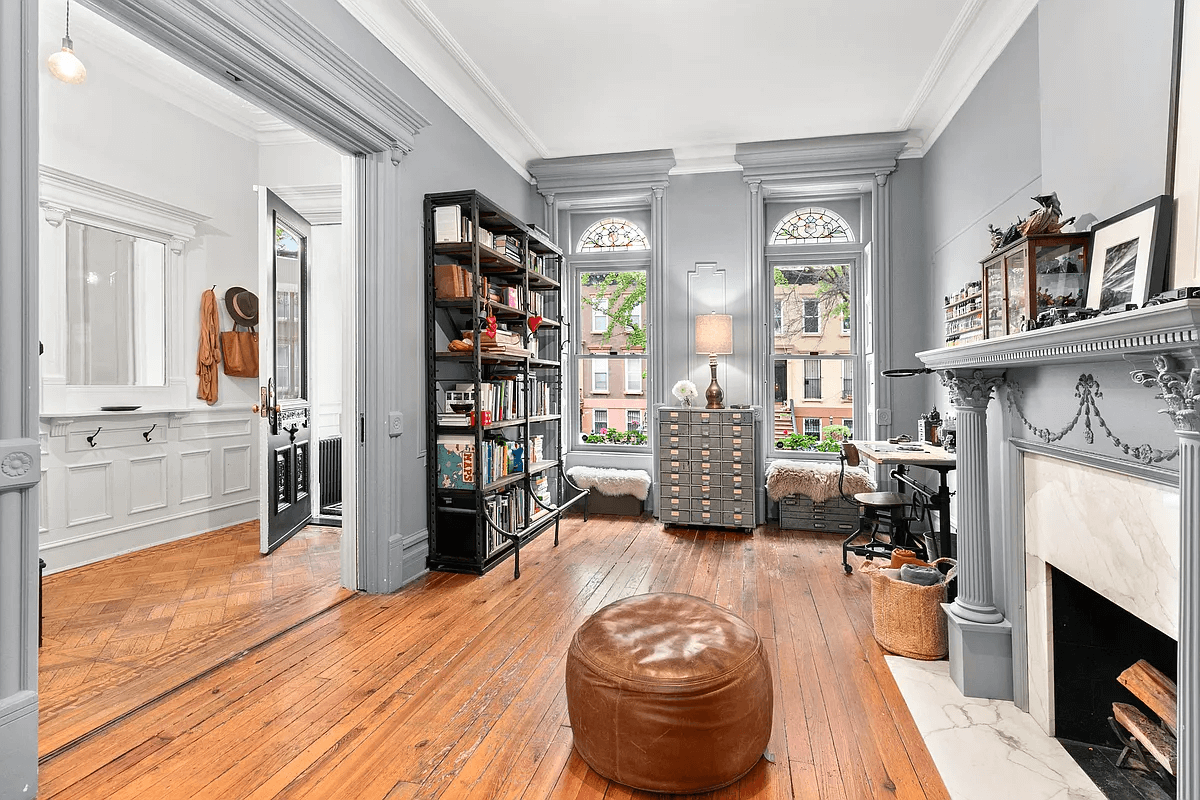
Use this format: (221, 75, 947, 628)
(197, 288, 221, 404)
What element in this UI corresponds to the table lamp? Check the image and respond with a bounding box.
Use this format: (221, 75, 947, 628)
(695, 313, 733, 409)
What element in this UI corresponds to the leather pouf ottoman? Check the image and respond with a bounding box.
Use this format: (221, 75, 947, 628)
(565, 593, 773, 794)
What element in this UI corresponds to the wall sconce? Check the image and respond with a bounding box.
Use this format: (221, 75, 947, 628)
(695, 312, 733, 409)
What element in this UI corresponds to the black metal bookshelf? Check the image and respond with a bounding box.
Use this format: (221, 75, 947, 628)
(424, 190, 586, 578)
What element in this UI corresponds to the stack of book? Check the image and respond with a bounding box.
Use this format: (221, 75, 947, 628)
(471, 327, 532, 358)
(493, 234, 522, 264)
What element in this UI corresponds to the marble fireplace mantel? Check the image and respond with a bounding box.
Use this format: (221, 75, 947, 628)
(916, 298, 1200, 798)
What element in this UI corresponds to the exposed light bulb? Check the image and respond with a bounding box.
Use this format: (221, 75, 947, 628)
(48, 36, 86, 84)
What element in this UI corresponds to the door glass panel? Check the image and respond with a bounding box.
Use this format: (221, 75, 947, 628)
(274, 220, 305, 401)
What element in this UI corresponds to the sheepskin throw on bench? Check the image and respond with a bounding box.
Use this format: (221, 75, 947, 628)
(765, 459, 875, 503)
(566, 467, 652, 501)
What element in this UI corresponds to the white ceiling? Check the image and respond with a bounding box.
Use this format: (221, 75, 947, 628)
(40, 1, 309, 145)
(340, 0, 1038, 176)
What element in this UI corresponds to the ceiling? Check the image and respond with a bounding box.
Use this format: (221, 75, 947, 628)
(340, 0, 1038, 176)
(40, 1, 309, 145)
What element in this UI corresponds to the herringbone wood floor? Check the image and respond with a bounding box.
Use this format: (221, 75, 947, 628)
(39, 522, 350, 758)
(39, 517, 950, 799)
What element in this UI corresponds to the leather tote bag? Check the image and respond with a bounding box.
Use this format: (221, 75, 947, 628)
(221, 325, 259, 378)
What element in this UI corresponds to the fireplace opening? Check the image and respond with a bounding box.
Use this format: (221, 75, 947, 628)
(1051, 566, 1176, 744)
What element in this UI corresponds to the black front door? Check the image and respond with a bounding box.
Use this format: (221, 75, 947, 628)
(264, 193, 312, 553)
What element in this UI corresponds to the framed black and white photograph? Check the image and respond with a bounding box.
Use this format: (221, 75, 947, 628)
(1086, 195, 1173, 310)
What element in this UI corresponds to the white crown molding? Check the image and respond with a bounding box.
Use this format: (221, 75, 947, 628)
(897, 0, 988, 131)
(39, 165, 209, 241)
(397, 0, 549, 159)
(336, 0, 536, 180)
(669, 144, 743, 175)
(85, 0, 430, 155)
(913, 0, 1040, 156)
(528, 150, 675, 197)
(272, 184, 342, 225)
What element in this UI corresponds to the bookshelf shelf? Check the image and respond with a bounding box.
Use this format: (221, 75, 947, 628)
(425, 189, 587, 579)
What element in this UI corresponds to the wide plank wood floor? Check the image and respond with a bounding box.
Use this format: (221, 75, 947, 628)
(39, 522, 351, 759)
(38, 517, 950, 799)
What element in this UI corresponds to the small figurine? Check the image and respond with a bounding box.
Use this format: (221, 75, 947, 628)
(1019, 192, 1076, 237)
(987, 224, 1005, 252)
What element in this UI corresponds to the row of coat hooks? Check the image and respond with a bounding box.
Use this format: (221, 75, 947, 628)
(86, 423, 157, 447)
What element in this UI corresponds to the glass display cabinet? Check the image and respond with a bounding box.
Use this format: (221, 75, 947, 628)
(981, 233, 1090, 337)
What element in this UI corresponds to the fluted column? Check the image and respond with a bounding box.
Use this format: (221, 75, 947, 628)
(1131, 356, 1200, 799)
(941, 368, 1005, 624)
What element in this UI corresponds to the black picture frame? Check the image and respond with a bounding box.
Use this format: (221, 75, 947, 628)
(1085, 195, 1173, 310)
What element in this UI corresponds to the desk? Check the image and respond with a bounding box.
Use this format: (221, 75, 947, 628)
(854, 441, 956, 559)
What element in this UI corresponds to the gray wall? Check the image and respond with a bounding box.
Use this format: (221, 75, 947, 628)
(287, 0, 534, 585)
(920, 0, 1180, 618)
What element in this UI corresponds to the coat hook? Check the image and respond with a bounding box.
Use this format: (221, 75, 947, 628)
(211, 284, 217, 292)
(143, 423, 157, 442)
(87, 427, 102, 447)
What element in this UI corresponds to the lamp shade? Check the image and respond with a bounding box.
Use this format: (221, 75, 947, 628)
(695, 313, 733, 355)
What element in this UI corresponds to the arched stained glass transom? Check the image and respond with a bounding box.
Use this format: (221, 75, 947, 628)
(772, 207, 854, 244)
(578, 218, 649, 252)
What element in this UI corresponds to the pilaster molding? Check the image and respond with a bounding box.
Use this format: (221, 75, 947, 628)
(1130, 354, 1200, 433)
(86, 0, 430, 155)
(941, 368, 1005, 408)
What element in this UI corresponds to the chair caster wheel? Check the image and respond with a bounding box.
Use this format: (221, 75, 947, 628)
(843, 563, 852, 574)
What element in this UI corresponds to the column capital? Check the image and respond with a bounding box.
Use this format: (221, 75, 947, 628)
(940, 369, 1005, 409)
(651, 186, 665, 200)
(1130, 354, 1200, 433)
(746, 178, 761, 195)
(543, 192, 554, 207)
(875, 171, 889, 187)
(41, 203, 68, 228)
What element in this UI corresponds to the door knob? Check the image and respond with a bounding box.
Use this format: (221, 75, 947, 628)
(252, 404, 260, 414)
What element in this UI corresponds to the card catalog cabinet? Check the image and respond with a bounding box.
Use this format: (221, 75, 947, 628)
(657, 407, 757, 531)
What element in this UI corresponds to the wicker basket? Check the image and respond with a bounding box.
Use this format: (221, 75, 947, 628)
(861, 558, 956, 660)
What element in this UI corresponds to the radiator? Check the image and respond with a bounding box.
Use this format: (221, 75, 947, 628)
(319, 436, 342, 514)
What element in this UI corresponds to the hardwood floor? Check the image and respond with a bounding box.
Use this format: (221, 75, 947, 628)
(39, 523, 351, 759)
(38, 517, 950, 799)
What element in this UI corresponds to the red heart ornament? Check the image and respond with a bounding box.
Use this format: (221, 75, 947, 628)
(528, 315, 543, 333)
(485, 315, 498, 337)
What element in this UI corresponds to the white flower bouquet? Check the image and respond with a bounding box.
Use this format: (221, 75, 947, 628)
(672, 379, 698, 406)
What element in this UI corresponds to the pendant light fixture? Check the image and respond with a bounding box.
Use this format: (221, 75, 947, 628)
(48, 0, 86, 85)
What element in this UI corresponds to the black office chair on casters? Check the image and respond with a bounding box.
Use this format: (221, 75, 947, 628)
(838, 442, 925, 573)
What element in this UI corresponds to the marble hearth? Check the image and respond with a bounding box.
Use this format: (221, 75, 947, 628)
(1022, 450, 1180, 735)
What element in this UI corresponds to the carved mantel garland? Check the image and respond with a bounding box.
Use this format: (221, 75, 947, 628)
(1004, 372, 1180, 464)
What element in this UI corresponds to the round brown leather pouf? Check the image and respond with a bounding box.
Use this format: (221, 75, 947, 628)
(565, 592, 773, 794)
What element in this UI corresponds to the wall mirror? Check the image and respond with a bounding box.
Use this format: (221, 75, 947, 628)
(65, 220, 167, 386)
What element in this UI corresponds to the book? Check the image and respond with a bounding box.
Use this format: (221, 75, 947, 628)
(434, 205, 462, 244)
(437, 436, 476, 489)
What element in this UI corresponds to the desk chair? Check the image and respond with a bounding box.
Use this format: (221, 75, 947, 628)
(838, 442, 924, 573)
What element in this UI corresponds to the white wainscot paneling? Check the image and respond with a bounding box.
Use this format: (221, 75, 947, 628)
(128, 454, 168, 514)
(179, 416, 252, 441)
(222, 444, 252, 495)
(179, 449, 213, 503)
(39, 467, 49, 535)
(66, 461, 114, 526)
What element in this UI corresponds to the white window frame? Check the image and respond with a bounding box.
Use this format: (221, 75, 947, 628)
(570, 249, 653, 454)
(802, 298, 821, 335)
(591, 296, 609, 333)
(766, 248, 865, 462)
(624, 357, 643, 394)
(593, 408, 608, 433)
(591, 358, 609, 394)
(626, 409, 642, 431)
(803, 417, 821, 436)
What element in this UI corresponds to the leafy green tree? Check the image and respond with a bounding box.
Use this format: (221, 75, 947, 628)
(773, 265, 850, 333)
(581, 272, 647, 349)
